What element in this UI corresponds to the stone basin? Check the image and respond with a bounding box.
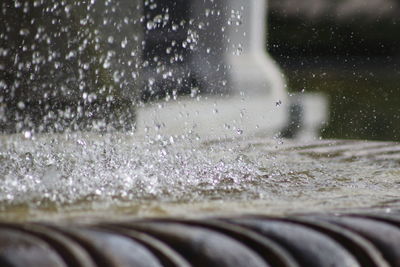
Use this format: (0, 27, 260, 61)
(1, 133, 400, 265)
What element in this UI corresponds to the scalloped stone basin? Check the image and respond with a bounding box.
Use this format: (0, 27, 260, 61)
(1, 133, 399, 222)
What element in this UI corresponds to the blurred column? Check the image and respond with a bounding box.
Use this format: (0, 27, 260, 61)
(225, 0, 286, 99)
(140, 0, 286, 99)
(191, 0, 286, 99)
(137, 0, 291, 138)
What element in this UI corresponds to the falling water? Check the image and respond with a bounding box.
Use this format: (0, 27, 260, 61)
(1, 1, 400, 221)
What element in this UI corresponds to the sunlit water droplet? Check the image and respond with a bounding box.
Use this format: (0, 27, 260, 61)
(19, 28, 30, 36)
(23, 131, 32, 139)
(17, 101, 25, 110)
(103, 61, 111, 69)
(147, 21, 155, 30)
(121, 38, 128, 48)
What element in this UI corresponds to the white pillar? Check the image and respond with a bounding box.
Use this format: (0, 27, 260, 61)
(188, 0, 286, 100)
(226, 0, 286, 100)
(137, 0, 290, 138)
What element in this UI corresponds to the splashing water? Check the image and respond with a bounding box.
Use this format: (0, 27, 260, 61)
(1, 1, 399, 222)
(1, 132, 400, 220)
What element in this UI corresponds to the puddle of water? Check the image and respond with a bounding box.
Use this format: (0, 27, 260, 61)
(1, 132, 399, 222)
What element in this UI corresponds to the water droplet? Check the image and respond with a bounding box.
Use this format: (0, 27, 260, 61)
(190, 87, 199, 98)
(80, 18, 88, 25)
(113, 71, 121, 83)
(103, 61, 111, 69)
(64, 5, 71, 15)
(23, 131, 32, 139)
(235, 44, 243, 56)
(19, 28, 30, 36)
(121, 38, 128, 48)
(17, 101, 25, 110)
(148, 78, 155, 86)
(147, 21, 155, 30)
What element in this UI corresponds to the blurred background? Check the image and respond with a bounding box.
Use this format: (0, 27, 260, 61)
(2, 0, 399, 141)
(268, 0, 400, 141)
